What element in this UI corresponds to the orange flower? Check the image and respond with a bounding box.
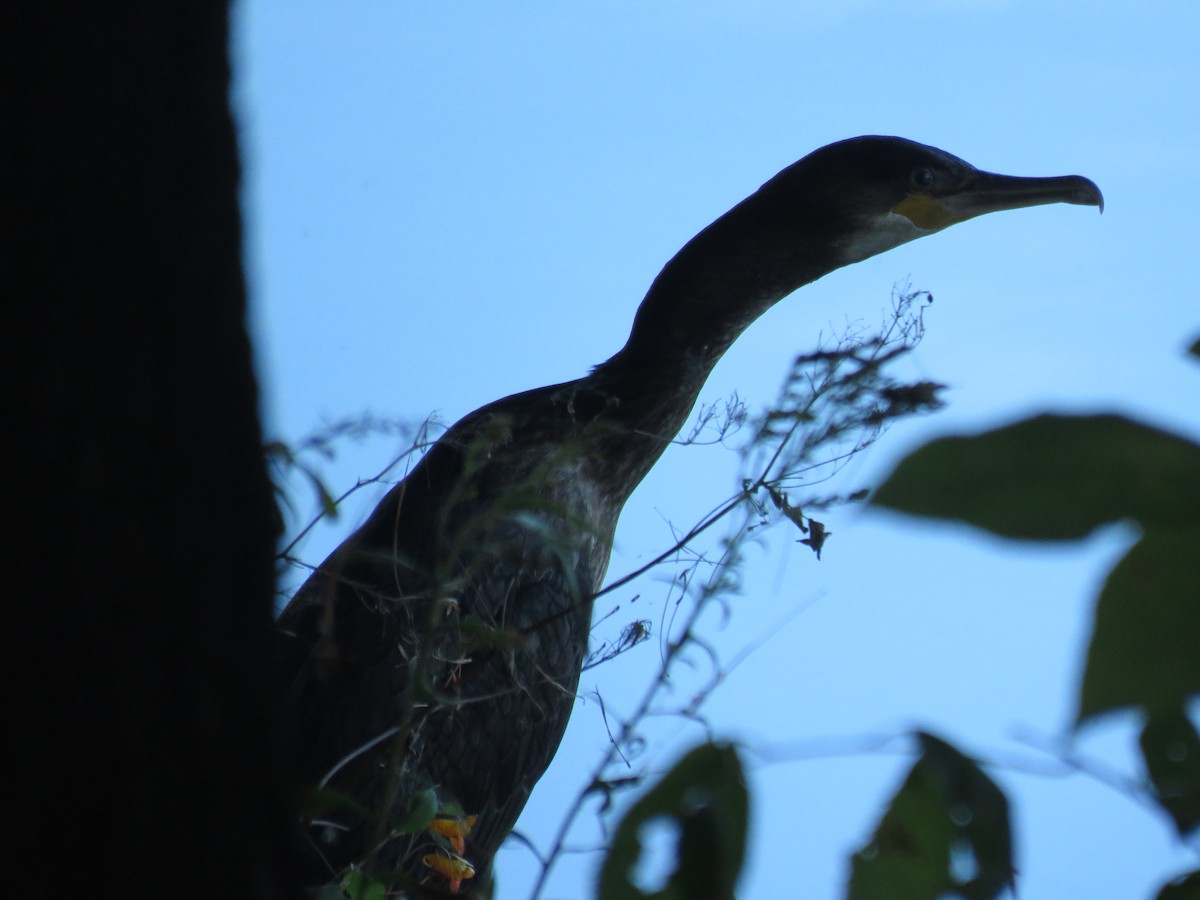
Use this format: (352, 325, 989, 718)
(427, 814, 477, 854)
(422, 851, 476, 894)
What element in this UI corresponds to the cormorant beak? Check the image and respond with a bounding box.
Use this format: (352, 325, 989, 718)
(893, 170, 1104, 232)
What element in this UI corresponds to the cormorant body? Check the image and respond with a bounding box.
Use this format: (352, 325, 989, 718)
(278, 137, 1101, 891)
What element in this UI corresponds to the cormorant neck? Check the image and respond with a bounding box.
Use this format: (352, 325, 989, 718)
(547, 186, 846, 508)
(592, 185, 835, 429)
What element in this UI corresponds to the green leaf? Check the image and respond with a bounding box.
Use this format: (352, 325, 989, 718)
(1188, 336, 1200, 361)
(333, 867, 390, 900)
(297, 786, 368, 819)
(848, 732, 1014, 900)
(341, 868, 365, 899)
(1156, 869, 1200, 900)
(1077, 528, 1200, 724)
(1140, 708, 1200, 836)
(304, 467, 340, 518)
(598, 742, 748, 900)
(872, 414, 1200, 540)
(391, 787, 439, 835)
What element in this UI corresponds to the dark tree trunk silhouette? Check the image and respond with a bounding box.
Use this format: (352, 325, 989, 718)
(6, 4, 300, 896)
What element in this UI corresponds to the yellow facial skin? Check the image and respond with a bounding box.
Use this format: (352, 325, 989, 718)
(892, 170, 1104, 234)
(892, 193, 963, 231)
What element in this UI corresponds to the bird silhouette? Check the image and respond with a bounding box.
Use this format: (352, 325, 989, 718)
(277, 136, 1101, 893)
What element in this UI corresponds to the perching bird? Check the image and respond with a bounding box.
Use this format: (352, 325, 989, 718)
(277, 136, 1101, 892)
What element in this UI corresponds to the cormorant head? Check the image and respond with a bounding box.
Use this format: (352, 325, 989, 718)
(763, 135, 1104, 267)
(616, 135, 1102, 370)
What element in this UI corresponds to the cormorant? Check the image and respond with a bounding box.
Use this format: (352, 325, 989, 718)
(278, 136, 1101, 892)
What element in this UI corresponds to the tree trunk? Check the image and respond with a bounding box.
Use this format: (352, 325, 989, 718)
(5, 4, 300, 896)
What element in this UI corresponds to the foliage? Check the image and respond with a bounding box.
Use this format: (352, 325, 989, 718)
(849, 733, 1013, 900)
(1156, 869, 1200, 900)
(872, 336, 1200, 898)
(597, 742, 748, 900)
(596, 331, 1199, 900)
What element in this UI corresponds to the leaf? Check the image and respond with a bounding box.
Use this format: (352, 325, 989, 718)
(391, 787, 439, 835)
(1156, 869, 1200, 900)
(341, 868, 365, 899)
(872, 414, 1200, 540)
(1188, 337, 1200, 361)
(334, 867, 391, 900)
(1140, 708, 1200, 836)
(848, 732, 1014, 900)
(598, 741, 748, 900)
(304, 467, 340, 518)
(298, 786, 368, 819)
(1076, 528, 1200, 725)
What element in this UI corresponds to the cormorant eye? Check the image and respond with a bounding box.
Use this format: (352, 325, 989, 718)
(909, 166, 935, 191)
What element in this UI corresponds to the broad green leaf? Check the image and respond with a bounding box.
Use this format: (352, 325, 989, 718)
(1140, 708, 1200, 836)
(341, 868, 365, 899)
(1156, 869, 1200, 900)
(872, 414, 1200, 540)
(336, 867, 390, 900)
(391, 787, 438, 835)
(849, 732, 1013, 900)
(598, 742, 748, 900)
(1077, 528, 1200, 725)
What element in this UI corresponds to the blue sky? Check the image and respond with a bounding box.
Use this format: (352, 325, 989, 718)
(236, 3, 1199, 897)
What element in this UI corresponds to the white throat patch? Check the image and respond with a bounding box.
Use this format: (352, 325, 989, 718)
(836, 211, 933, 266)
